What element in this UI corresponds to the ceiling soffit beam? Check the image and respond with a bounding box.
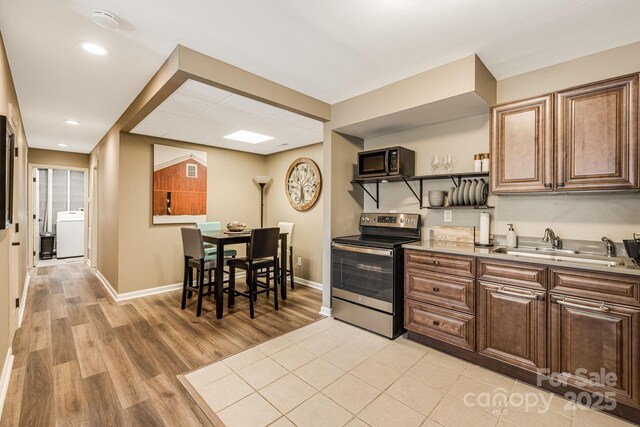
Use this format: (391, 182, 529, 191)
(177, 45, 330, 123)
(118, 47, 183, 133)
(119, 44, 330, 134)
(329, 54, 497, 132)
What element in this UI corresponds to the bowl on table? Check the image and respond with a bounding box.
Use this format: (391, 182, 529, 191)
(226, 221, 247, 232)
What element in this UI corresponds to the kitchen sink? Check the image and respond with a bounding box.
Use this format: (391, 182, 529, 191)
(492, 247, 633, 268)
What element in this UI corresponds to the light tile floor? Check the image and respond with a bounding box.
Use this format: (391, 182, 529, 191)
(184, 317, 635, 427)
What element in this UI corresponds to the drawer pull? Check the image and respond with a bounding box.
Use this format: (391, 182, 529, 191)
(433, 260, 440, 265)
(433, 287, 440, 292)
(432, 320, 440, 326)
(552, 296, 610, 312)
(496, 286, 544, 300)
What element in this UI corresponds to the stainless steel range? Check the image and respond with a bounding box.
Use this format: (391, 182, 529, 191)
(331, 213, 421, 338)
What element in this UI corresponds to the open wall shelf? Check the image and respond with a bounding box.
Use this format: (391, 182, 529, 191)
(352, 171, 489, 209)
(426, 205, 494, 210)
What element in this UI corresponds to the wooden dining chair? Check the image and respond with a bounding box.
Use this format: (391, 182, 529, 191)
(225, 227, 280, 319)
(180, 227, 219, 317)
(278, 222, 295, 289)
(196, 221, 238, 258)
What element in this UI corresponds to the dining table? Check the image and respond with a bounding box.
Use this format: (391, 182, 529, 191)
(202, 230, 288, 319)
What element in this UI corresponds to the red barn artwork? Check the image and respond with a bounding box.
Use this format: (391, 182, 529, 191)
(153, 145, 207, 224)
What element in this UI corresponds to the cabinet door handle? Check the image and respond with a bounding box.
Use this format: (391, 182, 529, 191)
(557, 182, 565, 188)
(432, 260, 440, 266)
(495, 286, 544, 300)
(544, 183, 553, 189)
(552, 296, 610, 312)
(432, 287, 440, 292)
(432, 320, 440, 326)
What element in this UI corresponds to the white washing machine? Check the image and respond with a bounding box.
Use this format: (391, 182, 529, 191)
(56, 211, 85, 258)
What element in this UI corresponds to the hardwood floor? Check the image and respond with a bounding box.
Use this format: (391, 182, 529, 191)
(0, 262, 323, 426)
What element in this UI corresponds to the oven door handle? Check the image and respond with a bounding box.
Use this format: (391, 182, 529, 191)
(331, 243, 394, 257)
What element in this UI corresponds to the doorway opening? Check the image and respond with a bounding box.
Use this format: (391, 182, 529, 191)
(30, 166, 87, 267)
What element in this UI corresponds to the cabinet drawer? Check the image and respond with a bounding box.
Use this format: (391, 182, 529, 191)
(404, 299, 475, 351)
(405, 268, 475, 314)
(478, 259, 546, 290)
(405, 250, 475, 278)
(550, 268, 640, 307)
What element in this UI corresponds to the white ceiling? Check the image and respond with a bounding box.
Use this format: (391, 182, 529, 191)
(131, 80, 323, 155)
(1, 0, 639, 153)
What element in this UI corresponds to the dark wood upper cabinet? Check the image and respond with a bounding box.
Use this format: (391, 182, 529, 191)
(477, 282, 547, 372)
(550, 295, 640, 407)
(490, 94, 554, 193)
(556, 74, 639, 191)
(490, 73, 639, 194)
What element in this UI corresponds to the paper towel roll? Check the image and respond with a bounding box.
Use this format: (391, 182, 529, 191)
(479, 212, 490, 245)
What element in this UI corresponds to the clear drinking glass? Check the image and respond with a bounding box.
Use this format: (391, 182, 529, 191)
(444, 153, 454, 172)
(431, 155, 440, 174)
(440, 154, 450, 172)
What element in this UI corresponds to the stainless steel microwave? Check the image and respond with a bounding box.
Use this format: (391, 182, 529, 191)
(357, 147, 415, 179)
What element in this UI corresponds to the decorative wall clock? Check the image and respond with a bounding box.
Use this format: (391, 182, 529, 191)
(285, 157, 321, 211)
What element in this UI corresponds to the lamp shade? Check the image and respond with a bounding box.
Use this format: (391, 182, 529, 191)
(254, 176, 271, 185)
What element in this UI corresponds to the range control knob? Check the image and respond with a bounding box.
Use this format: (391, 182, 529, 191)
(364, 217, 370, 222)
(399, 218, 405, 224)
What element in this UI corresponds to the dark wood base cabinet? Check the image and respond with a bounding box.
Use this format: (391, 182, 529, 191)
(404, 249, 640, 425)
(550, 294, 640, 408)
(477, 282, 546, 372)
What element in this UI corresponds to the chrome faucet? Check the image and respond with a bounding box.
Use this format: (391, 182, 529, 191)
(601, 237, 616, 257)
(542, 228, 562, 249)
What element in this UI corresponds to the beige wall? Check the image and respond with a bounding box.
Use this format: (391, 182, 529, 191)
(0, 32, 29, 365)
(497, 41, 640, 103)
(116, 132, 266, 294)
(265, 143, 323, 284)
(28, 148, 89, 169)
(364, 114, 489, 234)
(320, 130, 364, 309)
(91, 128, 120, 288)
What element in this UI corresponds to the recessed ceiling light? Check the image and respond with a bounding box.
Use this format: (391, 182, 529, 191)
(64, 119, 80, 125)
(81, 42, 108, 56)
(224, 130, 274, 144)
(57, 144, 68, 147)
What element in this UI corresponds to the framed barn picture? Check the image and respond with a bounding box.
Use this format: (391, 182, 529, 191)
(0, 115, 14, 230)
(153, 144, 207, 224)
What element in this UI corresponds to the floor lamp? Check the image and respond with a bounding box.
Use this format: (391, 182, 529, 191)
(254, 176, 271, 227)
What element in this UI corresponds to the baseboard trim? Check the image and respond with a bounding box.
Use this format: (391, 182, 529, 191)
(293, 276, 323, 291)
(18, 273, 30, 328)
(319, 306, 332, 317)
(118, 283, 183, 302)
(94, 269, 118, 302)
(93, 268, 245, 302)
(0, 347, 14, 419)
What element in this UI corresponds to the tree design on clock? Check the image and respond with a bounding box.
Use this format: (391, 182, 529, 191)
(285, 157, 322, 211)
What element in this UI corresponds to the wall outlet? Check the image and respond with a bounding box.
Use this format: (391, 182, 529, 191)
(443, 210, 453, 222)
(297, 257, 302, 266)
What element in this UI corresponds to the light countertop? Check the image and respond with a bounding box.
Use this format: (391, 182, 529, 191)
(403, 240, 640, 277)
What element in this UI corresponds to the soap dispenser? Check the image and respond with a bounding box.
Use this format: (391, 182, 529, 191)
(506, 224, 518, 248)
